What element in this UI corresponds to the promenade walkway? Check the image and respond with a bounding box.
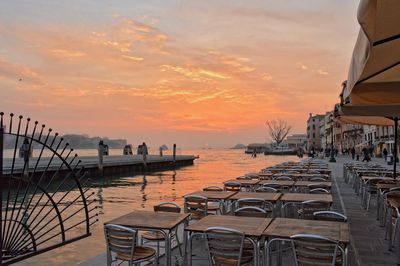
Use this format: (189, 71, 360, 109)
(329, 155, 398, 266)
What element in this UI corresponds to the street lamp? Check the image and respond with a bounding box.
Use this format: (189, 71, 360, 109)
(329, 116, 336, 163)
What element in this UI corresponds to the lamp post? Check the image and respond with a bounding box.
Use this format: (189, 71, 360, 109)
(329, 116, 336, 162)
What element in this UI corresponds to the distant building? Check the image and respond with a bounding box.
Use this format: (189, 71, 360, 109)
(285, 134, 307, 149)
(306, 113, 324, 151)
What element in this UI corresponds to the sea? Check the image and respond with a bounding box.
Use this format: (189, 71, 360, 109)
(12, 148, 300, 265)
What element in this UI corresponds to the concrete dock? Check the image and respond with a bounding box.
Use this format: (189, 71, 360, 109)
(2, 154, 198, 178)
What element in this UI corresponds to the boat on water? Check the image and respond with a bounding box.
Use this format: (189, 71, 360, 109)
(264, 147, 297, 155)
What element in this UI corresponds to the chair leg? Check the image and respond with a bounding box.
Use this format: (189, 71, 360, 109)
(367, 194, 371, 211)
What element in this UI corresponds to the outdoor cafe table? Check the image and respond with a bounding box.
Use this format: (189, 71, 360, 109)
(225, 179, 260, 190)
(228, 192, 282, 215)
(280, 193, 333, 217)
(293, 181, 332, 191)
(273, 173, 330, 181)
(105, 210, 190, 266)
(280, 193, 333, 203)
(185, 215, 273, 266)
(183, 190, 238, 214)
(259, 180, 295, 187)
(263, 218, 350, 266)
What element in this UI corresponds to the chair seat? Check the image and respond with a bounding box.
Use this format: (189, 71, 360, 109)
(213, 249, 253, 265)
(141, 231, 166, 241)
(116, 246, 156, 261)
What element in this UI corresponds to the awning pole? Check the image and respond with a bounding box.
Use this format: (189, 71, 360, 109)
(394, 118, 398, 179)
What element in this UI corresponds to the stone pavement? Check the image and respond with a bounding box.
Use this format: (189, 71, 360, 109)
(329, 155, 398, 266)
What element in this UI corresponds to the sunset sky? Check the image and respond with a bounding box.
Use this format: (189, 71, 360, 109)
(0, 1, 360, 149)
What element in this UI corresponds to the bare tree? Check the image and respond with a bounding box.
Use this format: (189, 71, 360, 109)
(266, 119, 292, 146)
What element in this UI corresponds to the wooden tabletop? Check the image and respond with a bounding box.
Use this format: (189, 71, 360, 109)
(387, 196, 400, 209)
(184, 190, 238, 200)
(259, 180, 295, 186)
(105, 210, 190, 230)
(228, 192, 282, 202)
(185, 215, 272, 237)
(225, 179, 260, 186)
(263, 218, 349, 244)
(377, 182, 400, 190)
(280, 193, 333, 203)
(294, 181, 332, 188)
(361, 176, 394, 181)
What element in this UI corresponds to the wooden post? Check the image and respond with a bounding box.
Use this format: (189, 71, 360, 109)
(98, 140, 104, 176)
(142, 142, 148, 169)
(173, 143, 176, 164)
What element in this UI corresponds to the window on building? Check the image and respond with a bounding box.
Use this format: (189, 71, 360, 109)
(313, 133, 315, 138)
(312, 125, 315, 130)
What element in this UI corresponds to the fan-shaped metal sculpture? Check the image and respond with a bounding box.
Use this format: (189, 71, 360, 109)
(0, 112, 98, 265)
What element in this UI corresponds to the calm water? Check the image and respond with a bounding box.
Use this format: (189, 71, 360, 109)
(16, 148, 300, 266)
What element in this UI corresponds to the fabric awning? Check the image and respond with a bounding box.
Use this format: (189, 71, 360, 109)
(343, 0, 400, 105)
(333, 104, 397, 126)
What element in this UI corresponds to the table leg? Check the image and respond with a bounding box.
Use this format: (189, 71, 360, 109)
(166, 230, 172, 266)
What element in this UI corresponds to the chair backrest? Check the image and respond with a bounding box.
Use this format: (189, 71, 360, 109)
(275, 176, 293, 181)
(224, 181, 241, 192)
(310, 177, 328, 182)
(262, 183, 282, 190)
(104, 224, 136, 261)
(256, 186, 278, 193)
(184, 195, 208, 219)
(154, 202, 181, 213)
(285, 171, 300, 174)
(290, 234, 341, 266)
(308, 170, 322, 174)
(234, 206, 268, 218)
(313, 211, 347, 222)
(309, 188, 330, 194)
(367, 178, 383, 192)
(203, 186, 223, 192)
(245, 173, 259, 179)
(308, 183, 330, 191)
(236, 197, 265, 209)
(300, 200, 331, 219)
(205, 227, 246, 266)
(236, 175, 251, 180)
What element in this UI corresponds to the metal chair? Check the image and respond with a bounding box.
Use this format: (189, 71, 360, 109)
(104, 224, 156, 266)
(236, 198, 274, 216)
(203, 186, 223, 214)
(234, 206, 269, 218)
(313, 211, 347, 222)
(298, 200, 331, 220)
(140, 202, 182, 264)
(237, 175, 252, 180)
(203, 186, 223, 191)
(275, 176, 293, 181)
(362, 178, 382, 210)
(290, 234, 345, 266)
(307, 183, 331, 192)
(309, 188, 330, 194)
(205, 227, 253, 266)
(184, 195, 209, 221)
(310, 177, 328, 182)
(256, 186, 278, 193)
(261, 184, 282, 192)
(224, 181, 242, 192)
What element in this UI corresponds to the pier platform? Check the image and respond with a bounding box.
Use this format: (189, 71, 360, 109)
(2, 154, 198, 178)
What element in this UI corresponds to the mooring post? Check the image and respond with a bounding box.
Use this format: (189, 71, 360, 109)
(142, 142, 148, 169)
(21, 137, 30, 178)
(173, 143, 176, 165)
(98, 140, 104, 176)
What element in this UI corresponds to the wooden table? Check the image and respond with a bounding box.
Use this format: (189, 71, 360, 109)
(185, 215, 272, 266)
(184, 190, 238, 214)
(106, 210, 190, 266)
(294, 181, 332, 189)
(263, 218, 349, 266)
(280, 193, 333, 203)
(259, 180, 295, 187)
(228, 191, 281, 203)
(225, 179, 260, 191)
